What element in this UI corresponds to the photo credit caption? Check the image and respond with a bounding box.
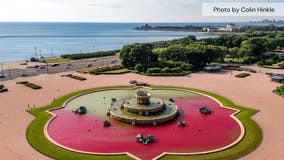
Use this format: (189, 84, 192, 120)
(203, 3, 284, 16)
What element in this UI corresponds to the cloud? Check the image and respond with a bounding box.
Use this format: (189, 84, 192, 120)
(0, 0, 282, 22)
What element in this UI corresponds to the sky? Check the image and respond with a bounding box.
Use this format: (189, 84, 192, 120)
(0, 0, 283, 22)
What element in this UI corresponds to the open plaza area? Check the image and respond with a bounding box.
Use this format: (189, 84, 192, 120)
(0, 70, 283, 160)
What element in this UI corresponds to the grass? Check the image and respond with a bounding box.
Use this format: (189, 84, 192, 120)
(17, 81, 42, 90)
(26, 86, 262, 160)
(103, 68, 131, 74)
(40, 58, 73, 64)
(235, 73, 251, 78)
(40, 55, 118, 64)
(273, 85, 284, 97)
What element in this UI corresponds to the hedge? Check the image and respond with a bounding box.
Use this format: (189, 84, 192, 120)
(273, 85, 284, 97)
(62, 74, 87, 81)
(89, 65, 124, 75)
(0, 84, 8, 92)
(17, 81, 42, 90)
(146, 72, 190, 76)
(235, 73, 251, 78)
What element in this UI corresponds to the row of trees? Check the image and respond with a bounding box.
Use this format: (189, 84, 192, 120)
(157, 44, 225, 68)
(120, 31, 284, 74)
(119, 41, 224, 74)
(201, 33, 284, 64)
(61, 50, 118, 60)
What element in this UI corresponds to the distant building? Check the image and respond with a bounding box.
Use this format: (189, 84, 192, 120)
(135, 24, 153, 30)
(203, 23, 241, 32)
(203, 27, 219, 32)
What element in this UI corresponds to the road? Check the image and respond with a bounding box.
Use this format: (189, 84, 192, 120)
(0, 57, 121, 81)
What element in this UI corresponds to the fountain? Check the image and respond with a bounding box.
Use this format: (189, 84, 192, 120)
(108, 90, 179, 126)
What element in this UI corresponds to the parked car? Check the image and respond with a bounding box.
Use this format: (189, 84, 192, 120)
(39, 66, 46, 69)
(19, 73, 27, 77)
(111, 60, 118, 64)
(51, 63, 60, 67)
(66, 63, 72, 66)
(86, 64, 92, 68)
(130, 80, 137, 84)
(65, 66, 71, 70)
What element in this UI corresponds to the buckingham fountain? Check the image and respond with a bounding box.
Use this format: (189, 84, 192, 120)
(108, 90, 179, 126)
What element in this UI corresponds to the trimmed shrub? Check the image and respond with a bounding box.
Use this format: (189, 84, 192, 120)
(235, 73, 251, 78)
(24, 82, 42, 90)
(17, 81, 42, 90)
(170, 67, 183, 73)
(63, 74, 87, 81)
(16, 81, 29, 84)
(0, 85, 8, 93)
(273, 85, 284, 97)
(279, 63, 284, 69)
(89, 65, 124, 75)
(161, 67, 171, 73)
(146, 67, 162, 74)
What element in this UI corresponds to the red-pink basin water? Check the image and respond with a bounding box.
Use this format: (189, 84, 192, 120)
(48, 95, 242, 160)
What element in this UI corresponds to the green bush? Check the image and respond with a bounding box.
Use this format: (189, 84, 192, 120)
(146, 72, 190, 76)
(162, 67, 171, 73)
(63, 74, 87, 81)
(0, 85, 8, 93)
(146, 67, 162, 74)
(171, 67, 183, 73)
(103, 69, 130, 74)
(135, 64, 144, 72)
(273, 85, 284, 97)
(24, 82, 42, 90)
(278, 63, 284, 69)
(16, 81, 29, 84)
(89, 65, 124, 75)
(17, 81, 42, 90)
(235, 73, 251, 78)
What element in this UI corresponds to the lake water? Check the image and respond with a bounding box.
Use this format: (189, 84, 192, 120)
(0, 22, 265, 62)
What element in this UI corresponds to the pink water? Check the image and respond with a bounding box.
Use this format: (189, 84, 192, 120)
(48, 96, 241, 160)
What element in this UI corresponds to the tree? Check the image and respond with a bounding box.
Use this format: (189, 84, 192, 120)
(120, 44, 158, 69)
(135, 64, 144, 72)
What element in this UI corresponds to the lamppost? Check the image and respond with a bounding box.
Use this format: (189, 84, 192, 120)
(34, 46, 37, 58)
(8, 67, 11, 80)
(51, 49, 54, 57)
(0, 64, 4, 85)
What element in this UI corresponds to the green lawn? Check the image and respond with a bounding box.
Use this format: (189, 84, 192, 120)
(40, 57, 74, 64)
(103, 68, 131, 74)
(26, 86, 262, 160)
